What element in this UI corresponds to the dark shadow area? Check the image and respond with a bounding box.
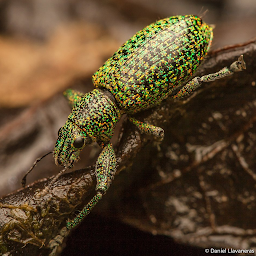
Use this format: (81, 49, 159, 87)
(62, 214, 208, 256)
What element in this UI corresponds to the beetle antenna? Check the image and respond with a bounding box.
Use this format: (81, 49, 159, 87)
(22, 151, 53, 188)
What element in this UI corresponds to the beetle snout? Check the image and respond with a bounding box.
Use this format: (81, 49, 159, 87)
(55, 155, 75, 169)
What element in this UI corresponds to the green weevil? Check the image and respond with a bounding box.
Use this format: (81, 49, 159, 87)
(23, 15, 246, 230)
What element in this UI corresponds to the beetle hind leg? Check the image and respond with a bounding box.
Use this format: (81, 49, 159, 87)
(174, 55, 246, 99)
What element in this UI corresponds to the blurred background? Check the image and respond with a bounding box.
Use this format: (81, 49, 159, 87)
(1, 0, 256, 107)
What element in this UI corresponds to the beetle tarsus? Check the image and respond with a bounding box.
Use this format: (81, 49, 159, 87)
(230, 55, 246, 72)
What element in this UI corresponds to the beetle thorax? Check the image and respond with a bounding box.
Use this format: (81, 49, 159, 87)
(69, 89, 122, 145)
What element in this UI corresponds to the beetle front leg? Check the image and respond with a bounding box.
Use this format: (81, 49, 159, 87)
(174, 55, 246, 99)
(129, 117, 164, 141)
(67, 143, 116, 230)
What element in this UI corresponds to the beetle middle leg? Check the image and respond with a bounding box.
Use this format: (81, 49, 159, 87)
(128, 117, 164, 141)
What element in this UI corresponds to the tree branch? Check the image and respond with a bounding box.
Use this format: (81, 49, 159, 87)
(0, 40, 255, 255)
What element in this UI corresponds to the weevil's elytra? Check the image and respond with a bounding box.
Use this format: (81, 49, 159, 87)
(93, 15, 213, 114)
(23, 15, 245, 230)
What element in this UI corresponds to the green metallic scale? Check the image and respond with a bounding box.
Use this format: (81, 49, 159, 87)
(29, 15, 246, 230)
(92, 15, 212, 114)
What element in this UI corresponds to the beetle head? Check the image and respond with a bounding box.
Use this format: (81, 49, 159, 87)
(53, 120, 92, 168)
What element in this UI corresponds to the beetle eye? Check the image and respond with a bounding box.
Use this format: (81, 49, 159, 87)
(73, 137, 85, 148)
